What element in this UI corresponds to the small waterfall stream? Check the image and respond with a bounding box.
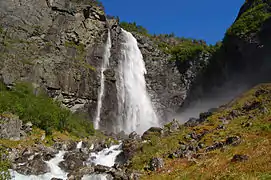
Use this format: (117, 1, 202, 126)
(116, 29, 159, 134)
(94, 30, 112, 129)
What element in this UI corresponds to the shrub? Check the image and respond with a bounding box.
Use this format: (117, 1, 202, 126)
(0, 82, 95, 137)
(0, 147, 11, 180)
(120, 22, 149, 36)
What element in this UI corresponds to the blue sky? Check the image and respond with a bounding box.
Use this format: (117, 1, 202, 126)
(100, 0, 245, 44)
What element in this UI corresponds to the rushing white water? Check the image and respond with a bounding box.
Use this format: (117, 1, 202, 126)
(11, 151, 67, 180)
(82, 174, 110, 180)
(94, 30, 112, 129)
(89, 144, 122, 167)
(76, 141, 83, 149)
(12, 144, 122, 180)
(116, 29, 159, 134)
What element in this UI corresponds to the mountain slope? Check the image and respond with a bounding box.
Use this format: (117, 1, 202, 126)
(125, 83, 271, 180)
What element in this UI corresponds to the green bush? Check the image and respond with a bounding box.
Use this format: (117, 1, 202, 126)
(0, 147, 11, 180)
(0, 82, 95, 137)
(120, 22, 149, 36)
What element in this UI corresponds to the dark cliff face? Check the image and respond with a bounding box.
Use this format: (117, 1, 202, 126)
(179, 0, 271, 115)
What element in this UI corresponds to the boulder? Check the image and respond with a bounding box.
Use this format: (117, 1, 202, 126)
(67, 166, 94, 180)
(59, 152, 88, 172)
(0, 113, 22, 140)
(225, 136, 241, 146)
(149, 157, 164, 171)
(128, 131, 141, 140)
(164, 119, 180, 133)
(15, 154, 49, 175)
(22, 122, 33, 133)
(142, 127, 163, 140)
(231, 154, 249, 162)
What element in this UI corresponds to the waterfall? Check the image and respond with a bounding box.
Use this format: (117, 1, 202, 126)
(94, 30, 112, 129)
(116, 29, 159, 134)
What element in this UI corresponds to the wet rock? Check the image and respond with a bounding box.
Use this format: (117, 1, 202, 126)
(42, 148, 57, 161)
(0, 113, 22, 140)
(225, 136, 241, 146)
(149, 157, 164, 171)
(142, 127, 163, 140)
(15, 148, 35, 164)
(129, 131, 141, 140)
(63, 141, 77, 151)
(59, 152, 88, 172)
(51, 178, 63, 180)
(112, 170, 129, 180)
(15, 154, 49, 175)
(67, 166, 95, 180)
(94, 164, 111, 173)
(231, 154, 249, 162)
(116, 131, 129, 140)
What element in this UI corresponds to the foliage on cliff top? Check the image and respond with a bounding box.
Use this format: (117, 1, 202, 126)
(0, 82, 95, 137)
(226, 1, 271, 38)
(120, 22, 150, 36)
(129, 83, 271, 180)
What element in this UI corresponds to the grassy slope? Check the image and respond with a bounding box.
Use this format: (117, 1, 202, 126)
(130, 84, 271, 180)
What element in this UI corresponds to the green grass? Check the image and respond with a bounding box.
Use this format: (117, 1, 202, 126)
(0, 146, 11, 180)
(0, 82, 95, 137)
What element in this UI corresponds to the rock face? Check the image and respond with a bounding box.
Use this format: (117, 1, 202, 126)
(0, 0, 109, 120)
(0, 113, 22, 140)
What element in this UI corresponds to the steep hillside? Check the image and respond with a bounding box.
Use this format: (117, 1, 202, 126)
(122, 83, 271, 179)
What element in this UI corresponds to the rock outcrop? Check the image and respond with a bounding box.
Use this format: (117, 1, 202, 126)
(0, 113, 22, 140)
(0, 0, 109, 120)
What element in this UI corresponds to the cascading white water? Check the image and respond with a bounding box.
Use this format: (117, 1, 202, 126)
(94, 30, 112, 129)
(88, 144, 122, 167)
(11, 151, 67, 180)
(11, 144, 122, 180)
(116, 29, 159, 134)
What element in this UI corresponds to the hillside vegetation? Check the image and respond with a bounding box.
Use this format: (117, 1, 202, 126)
(0, 82, 94, 137)
(128, 84, 271, 180)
